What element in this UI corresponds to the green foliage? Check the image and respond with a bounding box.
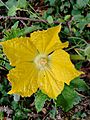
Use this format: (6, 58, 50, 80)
(11, 102, 31, 120)
(56, 77, 90, 112)
(76, 0, 89, 9)
(70, 77, 90, 92)
(48, 0, 55, 6)
(64, 15, 71, 21)
(35, 90, 49, 112)
(6, 0, 17, 8)
(8, 6, 17, 16)
(84, 45, 90, 60)
(11, 21, 19, 29)
(0, 46, 12, 71)
(72, 0, 89, 15)
(0, 112, 4, 120)
(73, 14, 90, 31)
(6, 0, 27, 16)
(71, 111, 87, 119)
(47, 16, 53, 24)
(56, 84, 81, 112)
(13, 109, 28, 120)
(11, 101, 31, 120)
(17, 0, 27, 9)
(2, 22, 41, 41)
(49, 106, 57, 119)
(0, 78, 10, 105)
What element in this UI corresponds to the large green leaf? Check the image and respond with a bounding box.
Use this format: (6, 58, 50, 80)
(56, 85, 81, 112)
(76, 0, 89, 9)
(17, 0, 27, 9)
(6, 0, 17, 8)
(35, 90, 49, 112)
(8, 6, 17, 16)
(70, 77, 89, 92)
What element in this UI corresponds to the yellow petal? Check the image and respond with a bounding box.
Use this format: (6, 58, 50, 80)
(8, 62, 38, 97)
(30, 25, 67, 54)
(47, 41, 69, 55)
(38, 68, 64, 98)
(0, 37, 38, 66)
(50, 49, 83, 85)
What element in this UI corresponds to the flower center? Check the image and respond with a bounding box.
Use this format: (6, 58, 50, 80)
(39, 58, 47, 66)
(34, 54, 49, 70)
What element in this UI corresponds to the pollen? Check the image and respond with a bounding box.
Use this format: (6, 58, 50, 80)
(34, 54, 49, 70)
(39, 58, 47, 66)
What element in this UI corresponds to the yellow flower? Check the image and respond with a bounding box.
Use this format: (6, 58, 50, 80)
(0, 25, 82, 98)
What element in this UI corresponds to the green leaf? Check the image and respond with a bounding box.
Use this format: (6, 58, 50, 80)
(75, 61, 83, 70)
(73, 15, 88, 31)
(77, 20, 87, 31)
(0, 112, 4, 120)
(47, 16, 53, 24)
(70, 77, 89, 92)
(74, 15, 84, 21)
(49, 107, 57, 119)
(23, 26, 41, 35)
(86, 13, 90, 23)
(64, 15, 71, 21)
(85, 45, 90, 60)
(3, 26, 41, 41)
(48, 0, 55, 6)
(35, 90, 49, 112)
(17, 0, 27, 9)
(71, 9, 81, 15)
(3, 28, 22, 40)
(6, 0, 17, 8)
(11, 21, 19, 29)
(47, 8, 54, 14)
(8, 6, 17, 16)
(5, 62, 13, 70)
(56, 85, 81, 112)
(11, 101, 19, 110)
(76, 0, 89, 9)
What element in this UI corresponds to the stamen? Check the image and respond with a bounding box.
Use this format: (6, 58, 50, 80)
(34, 54, 49, 70)
(39, 58, 47, 66)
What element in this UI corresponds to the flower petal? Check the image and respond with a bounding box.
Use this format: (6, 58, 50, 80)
(49, 49, 83, 85)
(30, 25, 67, 54)
(8, 62, 38, 97)
(38, 68, 64, 98)
(0, 37, 38, 66)
(47, 41, 69, 55)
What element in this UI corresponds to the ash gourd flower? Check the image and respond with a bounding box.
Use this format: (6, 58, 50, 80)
(0, 25, 83, 99)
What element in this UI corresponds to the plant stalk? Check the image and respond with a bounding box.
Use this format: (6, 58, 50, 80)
(70, 55, 85, 60)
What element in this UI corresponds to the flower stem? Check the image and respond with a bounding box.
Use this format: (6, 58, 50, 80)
(0, 0, 9, 10)
(70, 55, 85, 60)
